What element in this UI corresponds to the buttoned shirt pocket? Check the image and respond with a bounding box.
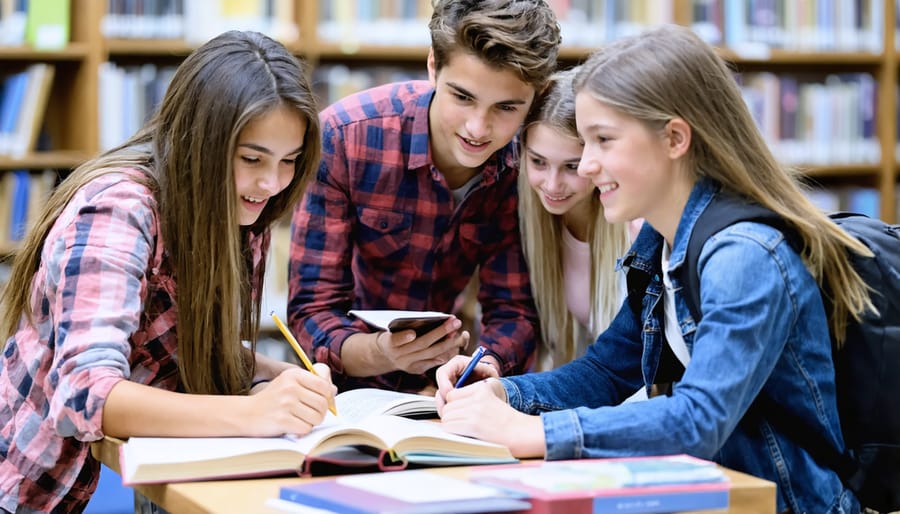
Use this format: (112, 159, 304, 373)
(356, 207, 412, 264)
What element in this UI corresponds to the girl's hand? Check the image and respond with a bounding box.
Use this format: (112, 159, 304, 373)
(439, 379, 545, 458)
(434, 354, 500, 413)
(244, 363, 336, 437)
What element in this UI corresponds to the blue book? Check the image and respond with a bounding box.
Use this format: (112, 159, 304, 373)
(0, 71, 28, 154)
(278, 470, 531, 514)
(9, 169, 30, 240)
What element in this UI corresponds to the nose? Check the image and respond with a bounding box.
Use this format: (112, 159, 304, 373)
(465, 109, 491, 140)
(257, 165, 281, 194)
(547, 169, 563, 190)
(577, 148, 600, 178)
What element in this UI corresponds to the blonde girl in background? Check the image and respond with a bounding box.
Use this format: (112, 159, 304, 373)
(517, 67, 633, 372)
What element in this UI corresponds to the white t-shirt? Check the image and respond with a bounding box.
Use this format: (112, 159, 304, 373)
(661, 243, 691, 368)
(562, 225, 592, 329)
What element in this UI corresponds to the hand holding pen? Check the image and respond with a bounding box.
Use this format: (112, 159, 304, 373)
(454, 346, 487, 388)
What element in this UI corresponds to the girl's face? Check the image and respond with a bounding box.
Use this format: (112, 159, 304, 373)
(524, 123, 593, 219)
(233, 105, 307, 226)
(575, 92, 688, 233)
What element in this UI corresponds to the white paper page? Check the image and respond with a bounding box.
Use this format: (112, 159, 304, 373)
(336, 470, 501, 503)
(355, 415, 502, 450)
(335, 388, 436, 423)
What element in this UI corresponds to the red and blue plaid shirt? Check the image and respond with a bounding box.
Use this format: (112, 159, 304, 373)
(0, 173, 267, 512)
(288, 81, 538, 393)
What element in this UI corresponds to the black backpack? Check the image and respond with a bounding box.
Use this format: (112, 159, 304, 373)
(675, 193, 900, 513)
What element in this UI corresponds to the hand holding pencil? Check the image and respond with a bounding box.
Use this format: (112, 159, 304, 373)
(270, 312, 338, 416)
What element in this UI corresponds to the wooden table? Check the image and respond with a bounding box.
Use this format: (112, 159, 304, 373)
(92, 437, 776, 514)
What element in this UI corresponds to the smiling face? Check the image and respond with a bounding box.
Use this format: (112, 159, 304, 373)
(233, 105, 307, 226)
(524, 123, 594, 228)
(575, 92, 693, 241)
(427, 50, 535, 184)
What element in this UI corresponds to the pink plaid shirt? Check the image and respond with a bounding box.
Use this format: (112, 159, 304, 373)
(0, 172, 267, 512)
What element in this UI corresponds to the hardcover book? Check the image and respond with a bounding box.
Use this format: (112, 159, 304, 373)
(118, 389, 513, 485)
(278, 470, 531, 514)
(469, 454, 730, 514)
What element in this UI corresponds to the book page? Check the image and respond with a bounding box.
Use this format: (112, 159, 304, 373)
(335, 470, 504, 503)
(334, 388, 436, 422)
(350, 415, 508, 454)
(120, 436, 303, 480)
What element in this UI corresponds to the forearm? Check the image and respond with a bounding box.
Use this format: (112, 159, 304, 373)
(340, 331, 394, 377)
(102, 380, 253, 438)
(252, 350, 297, 380)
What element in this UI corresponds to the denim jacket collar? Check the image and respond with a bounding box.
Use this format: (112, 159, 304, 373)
(617, 177, 720, 278)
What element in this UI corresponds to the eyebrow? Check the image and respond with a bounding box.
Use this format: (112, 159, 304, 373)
(238, 143, 304, 155)
(447, 82, 530, 107)
(525, 146, 581, 163)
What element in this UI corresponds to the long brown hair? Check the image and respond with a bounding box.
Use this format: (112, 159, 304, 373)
(1, 30, 321, 394)
(573, 24, 873, 344)
(519, 68, 630, 369)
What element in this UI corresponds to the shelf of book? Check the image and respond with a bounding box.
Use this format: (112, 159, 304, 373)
(0, 0, 897, 264)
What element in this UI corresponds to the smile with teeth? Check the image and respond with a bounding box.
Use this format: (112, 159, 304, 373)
(596, 182, 619, 194)
(543, 191, 573, 201)
(461, 136, 488, 147)
(242, 195, 266, 203)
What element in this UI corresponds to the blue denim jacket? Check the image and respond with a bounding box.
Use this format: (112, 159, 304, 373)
(502, 179, 859, 513)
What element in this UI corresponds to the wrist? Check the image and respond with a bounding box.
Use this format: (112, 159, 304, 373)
(249, 379, 270, 394)
(480, 355, 501, 375)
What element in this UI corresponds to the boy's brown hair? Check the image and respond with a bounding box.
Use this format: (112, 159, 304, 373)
(429, 0, 561, 91)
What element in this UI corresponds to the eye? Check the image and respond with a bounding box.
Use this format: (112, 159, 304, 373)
(528, 156, 547, 168)
(565, 162, 581, 171)
(281, 157, 297, 165)
(240, 155, 261, 164)
(453, 92, 472, 102)
(497, 104, 518, 113)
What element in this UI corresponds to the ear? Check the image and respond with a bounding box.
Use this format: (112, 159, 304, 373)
(427, 48, 437, 85)
(664, 118, 691, 159)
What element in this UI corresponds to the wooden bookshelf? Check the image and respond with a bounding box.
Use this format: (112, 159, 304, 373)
(0, 0, 897, 264)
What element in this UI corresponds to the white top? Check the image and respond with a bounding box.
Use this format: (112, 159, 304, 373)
(562, 225, 592, 329)
(661, 243, 691, 368)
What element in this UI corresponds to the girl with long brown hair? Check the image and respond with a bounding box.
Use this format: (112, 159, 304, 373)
(0, 31, 334, 513)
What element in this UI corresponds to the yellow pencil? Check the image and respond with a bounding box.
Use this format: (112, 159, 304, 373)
(270, 311, 338, 416)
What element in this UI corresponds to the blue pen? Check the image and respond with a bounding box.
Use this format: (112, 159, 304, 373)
(454, 346, 487, 388)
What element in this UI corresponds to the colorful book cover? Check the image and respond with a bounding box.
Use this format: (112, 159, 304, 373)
(278, 470, 531, 514)
(25, 0, 69, 49)
(470, 454, 730, 514)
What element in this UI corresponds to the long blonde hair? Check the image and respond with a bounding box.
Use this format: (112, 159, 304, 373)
(1, 31, 322, 394)
(519, 68, 631, 370)
(573, 24, 873, 344)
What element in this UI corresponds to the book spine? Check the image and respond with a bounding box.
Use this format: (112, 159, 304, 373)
(591, 488, 729, 514)
(278, 488, 370, 514)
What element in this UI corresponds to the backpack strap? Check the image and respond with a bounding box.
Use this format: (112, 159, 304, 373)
(682, 193, 789, 322)
(680, 193, 860, 484)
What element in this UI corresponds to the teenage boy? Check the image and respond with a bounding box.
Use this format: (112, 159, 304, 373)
(288, 0, 561, 393)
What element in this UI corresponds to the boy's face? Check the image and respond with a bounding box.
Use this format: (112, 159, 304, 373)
(427, 49, 535, 179)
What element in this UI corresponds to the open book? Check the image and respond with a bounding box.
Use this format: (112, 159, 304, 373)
(349, 309, 452, 336)
(119, 389, 513, 484)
